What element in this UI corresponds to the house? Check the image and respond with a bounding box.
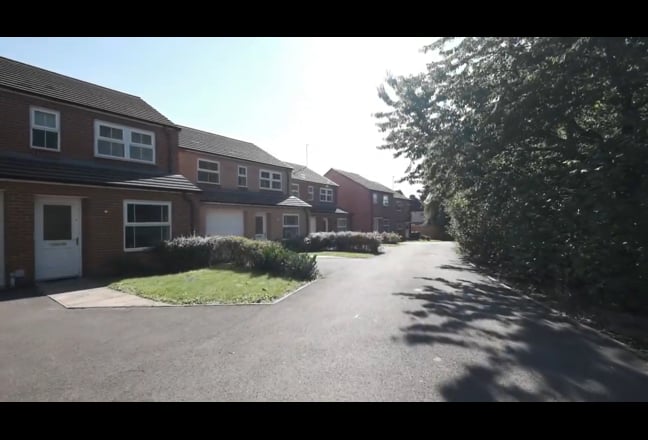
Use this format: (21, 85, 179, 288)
(177, 127, 311, 240)
(410, 195, 425, 225)
(0, 56, 200, 287)
(393, 190, 411, 238)
(284, 162, 349, 233)
(324, 168, 399, 233)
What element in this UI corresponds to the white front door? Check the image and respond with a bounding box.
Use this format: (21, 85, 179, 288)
(35, 196, 82, 281)
(254, 213, 267, 239)
(309, 216, 316, 234)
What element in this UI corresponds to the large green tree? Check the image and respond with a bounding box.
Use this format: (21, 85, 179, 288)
(376, 37, 648, 311)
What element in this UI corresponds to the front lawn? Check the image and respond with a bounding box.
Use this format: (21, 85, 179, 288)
(109, 267, 305, 305)
(306, 251, 375, 259)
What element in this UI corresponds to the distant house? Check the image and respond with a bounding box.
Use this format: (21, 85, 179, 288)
(177, 127, 310, 240)
(0, 56, 200, 287)
(410, 195, 425, 225)
(284, 162, 349, 233)
(324, 168, 405, 235)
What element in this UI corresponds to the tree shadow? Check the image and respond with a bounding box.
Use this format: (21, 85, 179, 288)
(393, 274, 648, 401)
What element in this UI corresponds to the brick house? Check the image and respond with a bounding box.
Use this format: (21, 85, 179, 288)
(177, 127, 311, 241)
(324, 168, 400, 234)
(393, 190, 411, 238)
(0, 56, 200, 287)
(284, 162, 349, 233)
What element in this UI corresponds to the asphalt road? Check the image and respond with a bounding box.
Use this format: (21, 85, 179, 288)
(2, 241, 648, 401)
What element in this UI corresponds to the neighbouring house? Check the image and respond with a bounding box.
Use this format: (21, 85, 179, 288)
(0, 56, 200, 288)
(409, 195, 425, 225)
(283, 162, 349, 233)
(393, 190, 411, 238)
(324, 168, 399, 233)
(177, 127, 311, 241)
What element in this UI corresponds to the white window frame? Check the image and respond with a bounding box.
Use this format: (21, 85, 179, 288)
(337, 217, 347, 231)
(291, 183, 300, 197)
(238, 165, 248, 188)
(30, 106, 60, 151)
(372, 193, 378, 204)
(282, 213, 300, 238)
(123, 200, 172, 252)
(383, 194, 390, 207)
(259, 169, 283, 191)
(197, 158, 220, 184)
(307, 185, 314, 201)
(94, 120, 155, 164)
(320, 187, 333, 203)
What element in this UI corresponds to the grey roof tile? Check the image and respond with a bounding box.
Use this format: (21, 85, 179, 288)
(284, 162, 339, 186)
(179, 126, 290, 169)
(0, 56, 175, 126)
(328, 168, 394, 193)
(201, 189, 310, 208)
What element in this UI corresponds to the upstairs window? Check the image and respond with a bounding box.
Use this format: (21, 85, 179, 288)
(383, 195, 390, 206)
(320, 188, 333, 203)
(238, 166, 247, 187)
(197, 159, 220, 184)
(260, 170, 282, 191)
(372, 193, 378, 204)
(307, 186, 314, 201)
(31, 107, 60, 151)
(95, 120, 155, 164)
(291, 183, 300, 197)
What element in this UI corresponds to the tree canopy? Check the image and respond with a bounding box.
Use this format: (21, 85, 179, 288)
(375, 37, 648, 311)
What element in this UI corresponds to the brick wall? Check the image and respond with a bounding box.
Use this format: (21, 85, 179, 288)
(324, 169, 372, 232)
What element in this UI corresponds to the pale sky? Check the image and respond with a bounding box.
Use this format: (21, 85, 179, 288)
(0, 37, 435, 197)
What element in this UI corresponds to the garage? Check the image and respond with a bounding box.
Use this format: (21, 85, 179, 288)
(205, 208, 244, 236)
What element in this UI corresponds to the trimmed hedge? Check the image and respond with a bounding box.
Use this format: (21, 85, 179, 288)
(379, 232, 402, 244)
(287, 231, 383, 254)
(156, 236, 318, 281)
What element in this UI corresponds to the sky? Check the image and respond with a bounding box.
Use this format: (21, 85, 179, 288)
(0, 37, 435, 197)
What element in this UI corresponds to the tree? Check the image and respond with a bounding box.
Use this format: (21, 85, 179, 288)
(375, 37, 648, 312)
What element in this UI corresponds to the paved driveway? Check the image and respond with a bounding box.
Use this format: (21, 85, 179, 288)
(2, 242, 648, 401)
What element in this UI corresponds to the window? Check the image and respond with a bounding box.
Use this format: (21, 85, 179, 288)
(337, 217, 347, 231)
(383, 219, 391, 232)
(238, 166, 247, 187)
(260, 170, 282, 191)
(197, 159, 220, 184)
(95, 120, 155, 163)
(43, 205, 71, 240)
(307, 186, 314, 201)
(31, 107, 60, 151)
(372, 193, 378, 204)
(320, 188, 333, 203)
(124, 201, 171, 251)
(383, 195, 390, 206)
(282, 214, 300, 239)
(291, 183, 300, 197)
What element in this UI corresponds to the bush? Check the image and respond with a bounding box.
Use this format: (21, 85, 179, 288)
(302, 231, 382, 254)
(155, 236, 318, 281)
(380, 232, 402, 244)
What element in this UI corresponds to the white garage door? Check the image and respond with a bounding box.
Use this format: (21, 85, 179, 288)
(205, 209, 244, 236)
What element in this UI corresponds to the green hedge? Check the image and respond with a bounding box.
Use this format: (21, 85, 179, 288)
(289, 231, 383, 254)
(156, 236, 318, 281)
(379, 232, 402, 244)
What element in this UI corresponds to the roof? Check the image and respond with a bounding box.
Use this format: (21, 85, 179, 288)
(284, 162, 338, 186)
(179, 126, 290, 169)
(394, 190, 409, 200)
(0, 153, 200, 192)
(0, 56, 175, 127)
(310, 206, 349, 215)
(201, 189, 310, 208)
(328, 168, 394, 193)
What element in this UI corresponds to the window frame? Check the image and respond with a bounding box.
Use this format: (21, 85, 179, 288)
(319, 187, 333, 203)
(197, 158, 221, 184)
(123, 200, 172, 252)
(282, 213, 300, 238)
(259, 169, 283, 191)
(30, 106, 60, 152)
(382, 194, 390, 207)
(337, 217, 348, 231)
(372, 193, 378, 204)
(94, 120, 155, 164)
(307, 185, 314, 201)
(291, 183, 300, 197)
(237, 165, 248, 188)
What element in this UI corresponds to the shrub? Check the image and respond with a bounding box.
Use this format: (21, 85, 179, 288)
(156, 235, 318, 281)
(380, 232, 402, 244)
(303, 231, 382, 254)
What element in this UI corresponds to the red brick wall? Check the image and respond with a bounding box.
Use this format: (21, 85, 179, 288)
(0, 89, 179, 174)
(0, 181, 197, 286)
(290, 178, 337, 208)
(324, 170, 372, 232)
(178, 148, 290, 196)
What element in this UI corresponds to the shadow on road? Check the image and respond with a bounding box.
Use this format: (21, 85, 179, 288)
(394, 268, 648, 401)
